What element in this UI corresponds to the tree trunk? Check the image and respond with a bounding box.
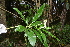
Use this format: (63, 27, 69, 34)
(0, 0, 6, 25)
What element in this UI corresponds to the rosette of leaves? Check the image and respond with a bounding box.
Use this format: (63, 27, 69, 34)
(13, 3, 60, 47)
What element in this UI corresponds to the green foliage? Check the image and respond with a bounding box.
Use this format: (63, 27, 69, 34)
(13, 8, 25, 21)
(15, 25, 26, 32)
(26, 29, 36, 46)
(30, 21, 42, 26)
(13, 3, 59, 47)
(53, 24, 70, 45)
(32, 3, 45, 23)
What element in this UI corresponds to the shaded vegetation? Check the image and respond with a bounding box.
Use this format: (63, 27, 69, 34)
(0, 0, 70, 47)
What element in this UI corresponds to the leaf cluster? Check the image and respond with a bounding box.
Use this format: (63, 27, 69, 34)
(13, 3, 60, 47)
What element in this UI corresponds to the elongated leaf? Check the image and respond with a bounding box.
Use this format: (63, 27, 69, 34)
(43, 42, 48, 47)
(25, 16, 32, 25)
(39, 30, 48, 47)
(33, 29, 43, 42)
(42, 29, 60, 41)
(13, 8, 22, 15)
(27, 29, 36, 46)
(32, 3, 45, 22)
(40, 32, 46, 43)
(25, 16, 29, 25)
(13, 8, 25, 20)
(25, 18, 29, 25)
(15, 25, 26, 32)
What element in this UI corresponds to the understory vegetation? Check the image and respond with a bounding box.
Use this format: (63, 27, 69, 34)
(0, 0, 70, 47)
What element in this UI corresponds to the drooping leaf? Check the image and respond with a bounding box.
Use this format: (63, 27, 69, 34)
(27, 29, 36, 46)
(32, 3, 45, 22)
(15, 25, 26, 32)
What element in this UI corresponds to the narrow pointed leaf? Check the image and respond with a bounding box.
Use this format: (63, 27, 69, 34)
(39, 30, 48, 47)
(40, 32, 46, 43)
(13, 8, 25, 20)
(32, 3, 45, 22)
(33, 29, 43, 42)
(42, 29, 60, 41)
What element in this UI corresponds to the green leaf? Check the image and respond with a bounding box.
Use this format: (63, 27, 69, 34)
(30, 21, 42, 26)
(40, 32, 46, 43)
(46, 27, 51, 30)
(27, 29, 36, 46)
(13, 8, 25, 20)
(43, 42, 48, 47)
(15, 25, 26, 32)
(66, 3, 69, 10)
(42, 29, 60, 41)
(25, 17, 29, 25)
(13, 8, 23, 16)
(39, 30, 48, 47)
(25, 16, 32, 25)
(33, 29, 43, 42)
(32, 3, 45, 22)
(38, 24, 44, 29)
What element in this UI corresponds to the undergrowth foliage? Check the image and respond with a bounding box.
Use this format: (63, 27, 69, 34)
(13, 3, 60, 47)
